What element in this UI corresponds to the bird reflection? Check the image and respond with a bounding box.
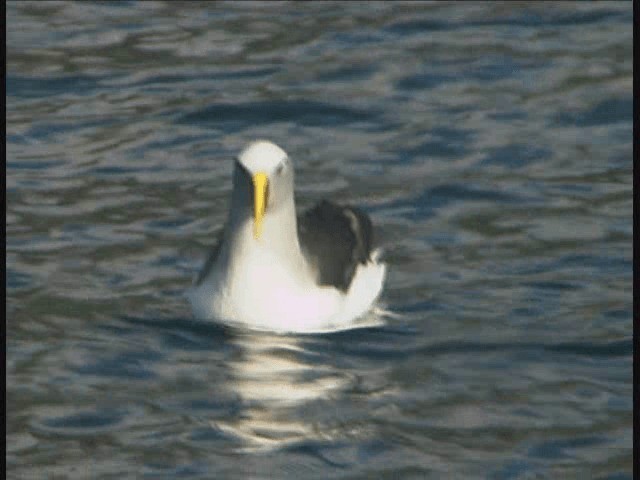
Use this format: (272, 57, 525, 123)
(209, 307, 391, 452)
(215, 330, 347, 452)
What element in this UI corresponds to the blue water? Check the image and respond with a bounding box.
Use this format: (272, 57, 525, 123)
(6, 2, 632, 478)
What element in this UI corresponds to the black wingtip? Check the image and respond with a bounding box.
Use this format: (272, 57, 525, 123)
(298, 200, 376, 291)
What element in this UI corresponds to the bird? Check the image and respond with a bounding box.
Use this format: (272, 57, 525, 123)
(186, 140, 386, 333)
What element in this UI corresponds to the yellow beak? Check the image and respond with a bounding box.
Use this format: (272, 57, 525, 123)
(252, 172, 268, 240)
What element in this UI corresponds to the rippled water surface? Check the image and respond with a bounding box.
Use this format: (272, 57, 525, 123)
(6, 1, 632, 478)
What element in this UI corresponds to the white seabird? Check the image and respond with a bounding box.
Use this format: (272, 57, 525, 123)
(187, 140, 386, 333)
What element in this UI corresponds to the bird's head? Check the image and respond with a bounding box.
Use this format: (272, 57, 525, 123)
(235, 140, 293, 240)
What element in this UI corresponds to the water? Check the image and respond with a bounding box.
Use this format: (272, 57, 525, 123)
(6, 1, 632, 478)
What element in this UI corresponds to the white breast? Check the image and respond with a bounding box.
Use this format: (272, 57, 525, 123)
(187, 245, 345, 332)
(188, 252, 386, 333)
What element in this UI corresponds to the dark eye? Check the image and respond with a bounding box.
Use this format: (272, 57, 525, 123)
(276, 163, 285, 175)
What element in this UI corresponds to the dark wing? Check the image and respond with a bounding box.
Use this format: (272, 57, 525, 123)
(297, 200, 374, 292)
(195, 234, 223, 286)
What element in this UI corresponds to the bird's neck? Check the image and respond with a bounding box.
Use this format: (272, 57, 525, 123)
(227, 198, 305, 267)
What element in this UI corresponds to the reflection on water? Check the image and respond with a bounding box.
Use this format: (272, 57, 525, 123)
(218, 307, 396, 451)
(222, 333, 348, 451)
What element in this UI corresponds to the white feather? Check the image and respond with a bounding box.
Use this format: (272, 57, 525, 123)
(187, 141, 387, 333)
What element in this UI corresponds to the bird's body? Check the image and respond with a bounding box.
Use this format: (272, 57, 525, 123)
(187, 141, 386, 333)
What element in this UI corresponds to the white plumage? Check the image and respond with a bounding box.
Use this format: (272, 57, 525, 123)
(187, 140, 386, 333)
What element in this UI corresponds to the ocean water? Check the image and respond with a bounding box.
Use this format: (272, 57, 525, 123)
(6, 1, 632, 478)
